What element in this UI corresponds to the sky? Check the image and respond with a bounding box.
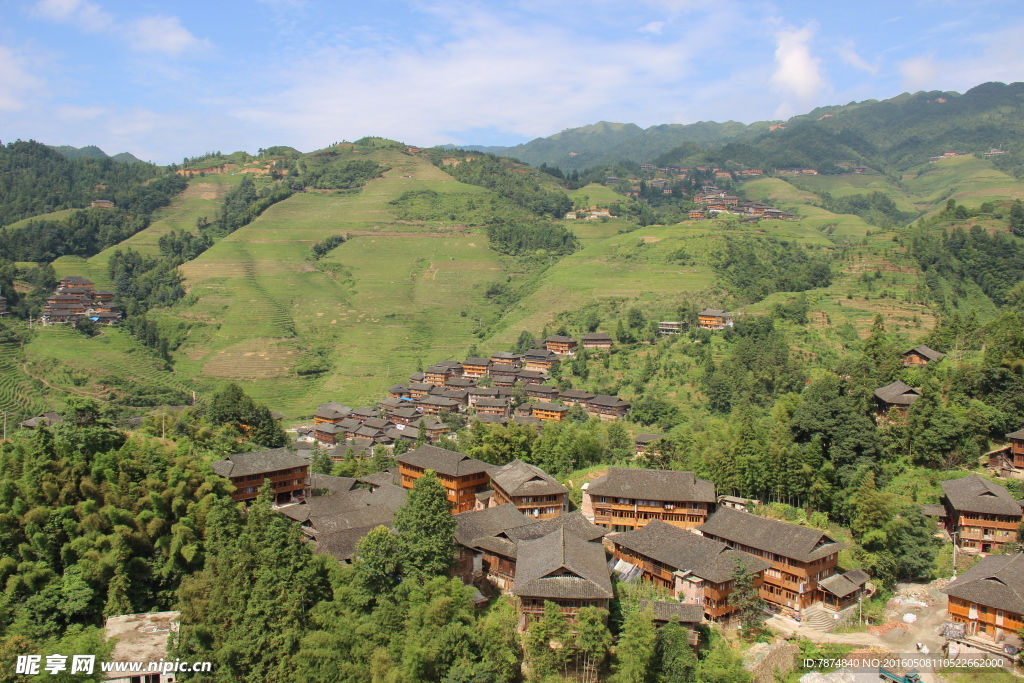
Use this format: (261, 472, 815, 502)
(2, 0, 1024, 163)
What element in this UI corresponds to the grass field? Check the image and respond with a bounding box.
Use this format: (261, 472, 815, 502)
(13, 151, 1023, 420)
(3, 209, 79, 231)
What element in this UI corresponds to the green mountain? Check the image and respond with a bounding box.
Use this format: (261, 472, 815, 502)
(459, 119, 770, 171)
(455, 82, 1024, 175)
(50, 144, 144, 164)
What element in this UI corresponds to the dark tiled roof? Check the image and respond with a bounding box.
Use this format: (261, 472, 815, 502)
(588, 395, 629, 408)
(490, 364, 519, 374)
(469, 387, 499, 397)
(524, 348, 556, 359)
(513, 528, 613, 600)
(408, 372, 425, 382)
(505, 511, 606, 543)
(396, 444, 492, 477)
(476, 398, 510, 408)
(560, 389, 596, 400)
(611, 520, 769, 583)
(544, 336, 577, 343)
(1007, 428, 1024, 440)
(698, 508, 846, 563)
(211, 447, 308, 478)
(639, 600, 703, 624)
(314, 423, 343, 434)
(699, 309, 727, 317)
(416, 396, 461, 408)
(313, 524, 386, 562)
(392, 407, 420, 419)
(352, 407, 377, 418)
(941, 474, 1023, 517)
(514, 416, 543, 426)
(317, 401, 351, 415)
(943, 553, 1024, 614)
(309, 473, 358, 494)
(517, 370, 547, 381)
(359, 468, 401, 488)
(362, 417, 391, 430)
(920, 504, 947, 517)
(388, 384, 409, 393)
(447, 378, 476, 388)
(527, 385, 560, 394)
(903, 345, 946, 362)
(60, 275, 94, 284)
(586, 467, 715, 503)
(464, 357, 491, 366)
(491, 352, 521, 360)
(454, 503, 536, 547)
(633, 433, 663, 444)
(534, 402, 569, 413)
(473, 415, 507, 424)
(490, 459, 567, 498)
(874, 380, 921, 405)
(581, 332, 612, 341)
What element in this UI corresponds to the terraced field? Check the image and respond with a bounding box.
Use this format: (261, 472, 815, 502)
(21, 326, 192, 406)
(0, 338, 48, 419)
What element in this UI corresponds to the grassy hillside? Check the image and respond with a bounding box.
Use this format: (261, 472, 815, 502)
(6, 122, 1024, 420)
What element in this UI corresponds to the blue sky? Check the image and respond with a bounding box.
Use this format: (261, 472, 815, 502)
(2, 0, 1023, 163)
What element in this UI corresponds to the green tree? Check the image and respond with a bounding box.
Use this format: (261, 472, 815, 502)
(655, 619, 697, 683)
(310, 445, 333, 476)
(524, 601, 570, 681)
(353, 526, 401, 596)
(611, 607, 657, 683)
(515, 330, 537, 354)
(392, 471, 455, 580)
(574, 606, 612, 683)
(729, 557, 765, 637)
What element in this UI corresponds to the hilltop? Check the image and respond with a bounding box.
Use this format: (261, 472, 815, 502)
(49, 144, 144, 164)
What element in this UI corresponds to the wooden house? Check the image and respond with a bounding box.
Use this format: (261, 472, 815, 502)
(580, 332, 612, 350)
(475, 397, 511, 419)
(581, 467, 716, 532)
(445, 377, 477, 390)
(658, 321, 684, 335)
(424, 365, 456, 385)
(92, 290, 115, 302)
(818, 569, 870, 612)
(941, 474, 1023, 553)
(488, 459, 568, 519)
(90, 199, 115, 209)
(378, 397, 404, 413)
(390, 407, 421, 426)
(523, 349, 559, 372)
(514, 527, 613, 624)
(638, 601, 701, 644)
(467, 387, 500, 406)
(873, 380, 921, 417)
(211, 447, 310, 505)
(387, 384, 411, 399)
(559, 389, 595, 406)
(516, 370, 547, 384)
(462, 357, 491, 378)
(314, 401, 351, 425)
(698, 507, 847, 616)
(525, 384, 560, 401)
(489, 364, 520, 387)
(421, 418, 450, 442)
(633, 433, 663, 456)
(313, 423, 344, 445)
(59, 276, 94, 292)
(990, 428, 1024, 477)
(585, 395, 630, 420)
(453, 504, 537, 586)
(901, 345, 946, 367)
(698, 309, 732, 330)
(408, 382, 433, 399)
(351, 407, 377, 422)
(490, 351, 523, 367)
(18, 412, 63, 430)
(943, 552, 1024, 641)
(416, 395, 461, 415)
(542, 335, 578, 355)
(395, 444, 492, 513)
(688, 210, 705, 220)
(533, 402, 569, 422)
(610, 520, 771, 621)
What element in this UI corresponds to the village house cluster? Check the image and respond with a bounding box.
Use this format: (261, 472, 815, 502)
(689, 186, 796, 221)
(211, 441, 886, 633)
(297, 335, 632, 457)
(39, 275, 121, 326)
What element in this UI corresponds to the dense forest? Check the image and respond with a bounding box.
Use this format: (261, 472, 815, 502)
(0, 141, 161, 227)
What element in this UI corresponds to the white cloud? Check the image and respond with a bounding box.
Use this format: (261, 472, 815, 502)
(54, 104, 108, 121)
(126, 16, 211, 56)
(32, 0, 113, 31)
(640, 21, 666, 34)
(0, 46, 45, 111)
(837, 40, 878, 74)
(31, 1, 209, 57)
(899, 23, 1024, 91)
(770, 24, 827, 102)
